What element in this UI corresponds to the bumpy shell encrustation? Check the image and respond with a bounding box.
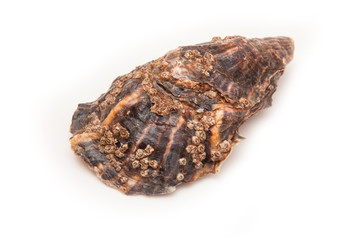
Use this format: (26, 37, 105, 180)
(70, 35, 294, 195)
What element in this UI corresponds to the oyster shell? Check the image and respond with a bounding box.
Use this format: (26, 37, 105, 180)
(70, 35, 294, 195)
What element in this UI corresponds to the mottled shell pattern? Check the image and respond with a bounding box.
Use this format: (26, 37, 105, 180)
(70, 35, 294, 195)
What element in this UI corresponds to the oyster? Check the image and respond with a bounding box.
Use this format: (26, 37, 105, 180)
(70, 35, 294, 195)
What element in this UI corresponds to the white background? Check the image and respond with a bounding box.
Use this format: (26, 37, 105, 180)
(1, 0, 359, 239)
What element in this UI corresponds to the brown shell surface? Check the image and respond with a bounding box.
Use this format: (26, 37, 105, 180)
(70, 35, 294, 195)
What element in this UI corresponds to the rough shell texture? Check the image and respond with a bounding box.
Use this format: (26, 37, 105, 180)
(70, 35, 294, 195)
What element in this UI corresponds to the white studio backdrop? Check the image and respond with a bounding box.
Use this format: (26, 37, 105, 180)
(0, 1, 359, 239)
